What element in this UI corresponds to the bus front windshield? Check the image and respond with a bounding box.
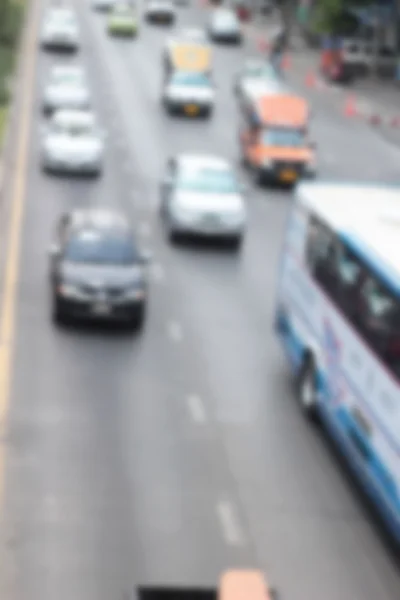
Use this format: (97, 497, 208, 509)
(262, 127, 306, 148)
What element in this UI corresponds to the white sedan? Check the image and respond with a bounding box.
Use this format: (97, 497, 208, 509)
(160, 154, 247, 248)
(208, 8, 242, 44)
(42, 64, 90, 114)
(40, 7, 80, 51)
(144, 0, 176, 24)
(163, 71, 215, 117)
(41, 110, 106, 176)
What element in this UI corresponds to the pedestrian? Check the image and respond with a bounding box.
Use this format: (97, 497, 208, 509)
(269, 27, 287, 74)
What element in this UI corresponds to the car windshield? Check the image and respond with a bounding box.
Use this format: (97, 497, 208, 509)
(52, 71, 84, 85)
(51, 73, 85, 88)
(215, 12, 237, 26)
(49, 12, 75, 25)
(65, 231, 138, 265)
(52, 122, 95, 136)
(172, 72, 210, 87)
(178, 167, 238, 194)
(262, 127, 305, 147)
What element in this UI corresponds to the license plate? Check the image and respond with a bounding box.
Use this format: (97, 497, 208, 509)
(279, 169, 297, 183)
(184, 104, 199, 115)
(92, 302, 111, 315)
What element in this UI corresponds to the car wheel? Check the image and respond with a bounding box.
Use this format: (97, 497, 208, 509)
(228, 235, 242, 251)
(253, 165, 265, 186)
(296, 356, 319, 420)
(132, 304, 146, 331)
(168, 224, 180, 244)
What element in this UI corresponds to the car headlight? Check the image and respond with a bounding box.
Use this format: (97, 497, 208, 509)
(174, 207, 197, 222)
(58, 283, 86, 299)
(124, 288, 146, 301)
(45, 146, 65, 160)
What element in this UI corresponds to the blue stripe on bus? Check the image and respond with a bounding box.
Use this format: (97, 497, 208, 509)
(276, 307, 400, 541)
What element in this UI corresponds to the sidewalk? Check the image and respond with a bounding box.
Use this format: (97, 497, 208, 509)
(242, 11, 400, 145)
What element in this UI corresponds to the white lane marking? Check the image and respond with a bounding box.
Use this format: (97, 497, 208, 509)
(216, 500, 244, 546)
(150, 262, 165, 283)
(139, 221, 151, 237)
(167, 320, 183, 342)
(187, 394, 206, 423)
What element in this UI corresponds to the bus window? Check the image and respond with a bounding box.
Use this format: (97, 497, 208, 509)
(360, 275, 400, 378)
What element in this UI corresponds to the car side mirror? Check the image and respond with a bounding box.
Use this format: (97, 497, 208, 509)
(48, 243, 60, 257)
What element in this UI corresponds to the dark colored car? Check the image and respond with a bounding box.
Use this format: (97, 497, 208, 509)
(49, 208, 151, 329)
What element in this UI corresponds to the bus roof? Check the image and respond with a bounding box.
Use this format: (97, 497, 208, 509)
(297, 181, 400, 294)
(254, 94, 308, 127)
(219, 570, 271, 600)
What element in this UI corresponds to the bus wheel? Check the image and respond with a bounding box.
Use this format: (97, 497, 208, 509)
(297, 357, 318, 421)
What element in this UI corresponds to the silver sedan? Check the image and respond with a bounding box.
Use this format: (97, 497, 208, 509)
(40, 7, 80, 51)
(92, 0, 117, 10)
(208, 9, 242, 44)
(160, 154, 247, 249)
(41, 110, 106, 176)
(42, 64, 90, 114)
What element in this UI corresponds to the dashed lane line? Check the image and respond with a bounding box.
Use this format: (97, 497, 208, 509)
(216, 499, 244, 547)
(186, 394, 206, 424)
(167, 320, 183, 342)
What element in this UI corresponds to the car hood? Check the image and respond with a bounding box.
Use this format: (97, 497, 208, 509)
(173, 191, 244, 214)
(166, 84, 214, 100)
(212, 21, 239, 32)
(60, 263, 144, 287)
(43, 24, 78, 34)
(45, 134, 102, 153)
(45, 85, 89, 98)
(110, 13, 135, 21)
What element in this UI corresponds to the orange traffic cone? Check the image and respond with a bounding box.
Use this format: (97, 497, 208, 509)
(305, 70, 316, 88)
(258, 39, 269, 52)
(344, 94, 357, 117)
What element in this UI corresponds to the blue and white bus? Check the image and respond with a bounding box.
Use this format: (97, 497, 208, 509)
(275, 182, 400, 542)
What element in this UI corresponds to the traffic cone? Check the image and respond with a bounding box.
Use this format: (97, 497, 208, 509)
(305, 70, 316, 88)
(258, 38, 269, 52)
(344, 94, 357, 117)
(369, 114, 381, 126)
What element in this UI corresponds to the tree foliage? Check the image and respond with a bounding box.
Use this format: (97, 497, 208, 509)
(312, 0, 375, 35)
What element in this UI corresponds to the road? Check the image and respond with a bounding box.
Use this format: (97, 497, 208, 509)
(1, 1, 400, 599)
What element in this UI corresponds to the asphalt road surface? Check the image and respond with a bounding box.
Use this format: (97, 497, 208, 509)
(2, 1, 400, 600)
